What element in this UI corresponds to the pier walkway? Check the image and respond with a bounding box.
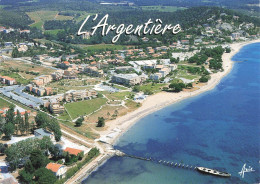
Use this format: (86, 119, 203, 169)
(113, 149, 197, 170)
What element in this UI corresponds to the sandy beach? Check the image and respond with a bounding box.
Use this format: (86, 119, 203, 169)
(100, 39, 260, 146)
(68, 39, 260, 183)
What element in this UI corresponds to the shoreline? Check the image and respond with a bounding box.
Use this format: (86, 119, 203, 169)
(72, 39, 260, 183)
(102, 39, 260, 146)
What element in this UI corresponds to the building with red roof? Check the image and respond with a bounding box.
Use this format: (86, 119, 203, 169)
(1, 76, 16, 85)
(46, 163, 67, 179)
(64, 147, 84, 156)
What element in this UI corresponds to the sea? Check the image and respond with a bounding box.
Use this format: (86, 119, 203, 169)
(83, 42, 260, 184)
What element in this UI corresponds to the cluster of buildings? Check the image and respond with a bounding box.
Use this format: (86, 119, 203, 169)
(33, 128, 85, 179)
(83, 66, 104, 77)
(42, 89, 97, 114)
(149, 64, 177, 80)
(0, 76, 16, 85)
(0, 26, 30, 34)
(25, 84, 52, 96)
(32, 75, 52, 86)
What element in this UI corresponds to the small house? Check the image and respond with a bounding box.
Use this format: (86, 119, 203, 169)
(64, 147, 84, 156)
(46, 163, 67, 179)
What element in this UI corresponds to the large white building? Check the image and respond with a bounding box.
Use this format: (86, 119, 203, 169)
(112, 73, 147, 86)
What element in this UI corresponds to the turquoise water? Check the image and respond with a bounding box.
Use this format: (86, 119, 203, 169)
(83, 43, 260, 184)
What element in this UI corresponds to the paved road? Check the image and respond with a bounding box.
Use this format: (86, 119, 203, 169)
(0, 85, 44, 108)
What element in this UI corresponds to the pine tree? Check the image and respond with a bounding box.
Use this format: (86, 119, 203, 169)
(107, 112, 110, 119)
(19, 118, 26, 135)
(15, 110, 22, 135)
(24, 112, 30, 135)
(12, 47, 19, 58)
(5, 105, 15, 124)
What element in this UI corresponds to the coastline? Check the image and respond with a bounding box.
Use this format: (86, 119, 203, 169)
(101, 39, 260, 146)
(70, 39, 260, 183)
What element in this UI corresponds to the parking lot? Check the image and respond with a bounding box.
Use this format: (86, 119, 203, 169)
(0, 85, 44, 108)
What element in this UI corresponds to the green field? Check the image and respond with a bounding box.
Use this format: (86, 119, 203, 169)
(27, 11, 72, 30)
(55, 15, 73, 21)
(0, 71, 30, 84)
(62, 98, 108, 120)
(141, 6, 187, 12)
(139, 83, 167, 93)
(112, 84, 129, 90)
(27, 11, 58, 29)
(44, 29, 62, 35)
(104, 91, 131, 101)
(0, 98, 12, 109)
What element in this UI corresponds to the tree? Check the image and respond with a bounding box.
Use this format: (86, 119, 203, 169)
(35, 112, 62, 141)
(0, 143, 7, 154)
(49, 144, 63, 161)
(144, 89, 153, 95)
(114, 110, 118, 116)
(34, 168, 57, 184)
(97, 117, 105, 127)
(30, 149, 49, 170)
(186, 83, 193, 88)
(5, 137, 53, 170)
(78, 151, 84, 160)
(0, 116, 6, 136)
(133, 85, 140, 92)
(107, 112, 110, 119)
(19, 169, 33, 183)
(24, 112, 30, 135)
(48, 119, 62, 141)
(3, 122, 15, 140)
(65, 151, 71, 163)
(14, 110, 23, 135)
(75, 116, 84, 127)
(12, 47, 19, 58)
(199, 75, 209, 83)
(24, 160, 35, 173)
(5, 105, 15, 124)
(35, 112, 48, 128)
(169, 83, 185, 92)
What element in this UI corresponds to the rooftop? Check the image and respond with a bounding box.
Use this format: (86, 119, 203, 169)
(34, 128, 53, 137)
(64, 147, 83, 156)
(46, 163, 63, 173)
(113, 73, 138, 80)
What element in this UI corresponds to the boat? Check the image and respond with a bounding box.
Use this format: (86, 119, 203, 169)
(196, 167, 231, 177)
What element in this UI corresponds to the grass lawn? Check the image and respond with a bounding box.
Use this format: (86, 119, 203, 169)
(0, 98, 12, 109)
(139, 83, 167, 93)
(176, 65, 200, 80)
(141, 6, 186, 12)
(63, 98, 108, 119)
(103, 91, 131, 101)
(44, 29, 62, 35)
(112, 84, 129, 90)
(55, 15, 73, 21)
(27, 11, 71, 30)
(30, 21, 43, 29)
